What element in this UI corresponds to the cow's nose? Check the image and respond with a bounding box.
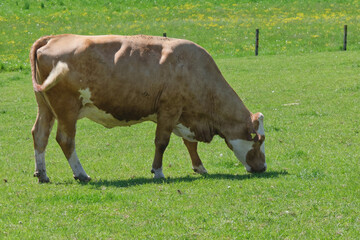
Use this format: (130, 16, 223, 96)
(248, 165, 267, 173)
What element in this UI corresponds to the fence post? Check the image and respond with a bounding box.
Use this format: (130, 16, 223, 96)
(343, 25, 347, 51)
(255, 29, 259, 56)
(163, 32, 167, 37)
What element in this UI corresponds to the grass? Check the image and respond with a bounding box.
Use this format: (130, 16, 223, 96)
(1, 0, 360, 239)
(1, 0, 360, 71)
(1, 51, 359, 239)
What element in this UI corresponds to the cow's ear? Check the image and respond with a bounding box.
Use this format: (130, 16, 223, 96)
(252, 112, 264, 123)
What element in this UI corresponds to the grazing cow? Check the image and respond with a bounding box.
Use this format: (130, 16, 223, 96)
(30, 34, 266, 183)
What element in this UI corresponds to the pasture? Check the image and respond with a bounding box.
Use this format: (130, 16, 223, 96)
(1, 0, 360, 239)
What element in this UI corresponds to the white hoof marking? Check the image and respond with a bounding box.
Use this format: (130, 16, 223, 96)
(152, 168, 165, 179)
(68, 151, 89, 180)
(193, 165, 208, 174)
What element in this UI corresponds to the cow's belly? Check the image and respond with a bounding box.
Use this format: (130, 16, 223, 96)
(77, 88, 197, 140)
(78, 105, 156, 128)
(77, 88, 156, 128)
(79, 104, 198, 142)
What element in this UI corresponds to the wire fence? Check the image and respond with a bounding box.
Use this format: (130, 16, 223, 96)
(162, 24, 351, 57)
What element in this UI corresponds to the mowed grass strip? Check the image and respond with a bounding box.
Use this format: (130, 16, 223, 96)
(1, 51, 359, 239)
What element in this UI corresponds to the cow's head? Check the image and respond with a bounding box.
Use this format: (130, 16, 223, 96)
(227, 112, 266, 173)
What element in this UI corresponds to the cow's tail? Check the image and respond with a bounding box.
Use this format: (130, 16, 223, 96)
(30, 36, 69, 92)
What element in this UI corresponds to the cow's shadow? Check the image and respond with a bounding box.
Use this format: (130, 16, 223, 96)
(85, 170, 288, 188)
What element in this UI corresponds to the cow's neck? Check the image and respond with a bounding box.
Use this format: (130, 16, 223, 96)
(212, 84, 252, 141)
(181, 77, 252, 143)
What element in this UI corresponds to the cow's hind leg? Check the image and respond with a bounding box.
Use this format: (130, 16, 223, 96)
(151, 109, 181, 179)
(56, 115, 91, 182)
(182, 139, 208, 174)
(32, 93, 55, 183)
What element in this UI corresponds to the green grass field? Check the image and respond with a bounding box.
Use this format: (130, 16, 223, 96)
(1, 0, 360, 239)
(1, 0, 360, 71)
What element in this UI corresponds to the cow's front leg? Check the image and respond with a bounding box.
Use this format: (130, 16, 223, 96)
(151, 110, 180, 179)
(56, 120, 91, 182)
(182, 139, 208, 174)
(151, 127, 171, 179)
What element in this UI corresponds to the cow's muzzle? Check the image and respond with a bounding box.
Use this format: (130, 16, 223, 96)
(247, 163, 267, 173)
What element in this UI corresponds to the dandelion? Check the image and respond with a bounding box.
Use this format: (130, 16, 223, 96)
(297, 12, 305, 18)
(182, 3, 198, 10)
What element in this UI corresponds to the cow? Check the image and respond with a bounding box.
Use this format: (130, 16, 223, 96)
(30, 34, 266, 183)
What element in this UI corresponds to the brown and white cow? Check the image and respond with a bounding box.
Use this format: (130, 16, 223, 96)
(30, 34, 266, 183)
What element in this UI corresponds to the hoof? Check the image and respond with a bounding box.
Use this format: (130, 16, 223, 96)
(74, 174, 91, 182)
(151, 168, 165, 179)
(38, 177, 50, 183)
(192, 165, 208, 174)
(34, 172, 50, 183)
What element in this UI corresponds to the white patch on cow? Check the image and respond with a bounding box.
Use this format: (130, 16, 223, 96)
(193, 164, 208, 174)
(34, 150, 48, 179)
(35, 150, 45, 170)
(172, 124, 197, 142)
(257, 113, 265, 136)
(152, 168, 165, 179)
(68, 150, 89, 179)
(260, 141, 265, 155)
(229, 139, 253, 172)
(257, 113, 265, 155)
(78, 88, 92, 105)
(78, 88, 156, 128)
